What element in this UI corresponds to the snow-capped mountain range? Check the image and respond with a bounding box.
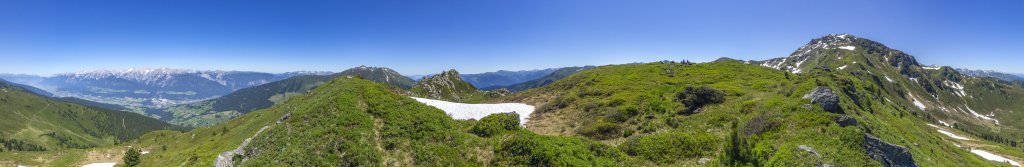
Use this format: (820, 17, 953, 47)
(0, 68, 334, 110)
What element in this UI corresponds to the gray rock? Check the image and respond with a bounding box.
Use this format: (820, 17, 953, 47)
(799, 145, 822, 158)
(215, 126, 270, 167)
(803, 87, 842, 113)
(864, 134, 919, 167)
(835, 115, 858, 127)
(277, 112, 292, 124)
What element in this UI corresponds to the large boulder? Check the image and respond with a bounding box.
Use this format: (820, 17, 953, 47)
(835, 115, 858, 127)
(803, 87, 842, 113)
(864, 134, 919, 167)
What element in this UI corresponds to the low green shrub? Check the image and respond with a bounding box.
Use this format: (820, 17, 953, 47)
(676, 86, 726, 114)
(619, 131, 718, 164)
(470, 113, 521, 137)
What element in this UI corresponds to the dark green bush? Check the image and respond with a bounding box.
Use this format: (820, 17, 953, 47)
(676, 86, 727, 114)
(470, 113, 521, 137)
(618, 131, 718, 164)
(493, 132, 625, 166)
(124, 147, 141, 167)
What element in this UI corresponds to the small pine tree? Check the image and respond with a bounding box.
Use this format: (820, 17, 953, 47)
(123, 147, 141, 167)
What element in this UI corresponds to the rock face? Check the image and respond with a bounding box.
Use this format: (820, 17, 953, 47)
(411, 69, 481, 102)
(863, 134, 919, 167)
(835, 115, 858, 127)
(803, 87, 842, 113)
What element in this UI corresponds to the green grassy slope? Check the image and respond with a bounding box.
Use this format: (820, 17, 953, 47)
(164, 66, 415, 127)
(0, 80, 181, 152)
(507, 59, 1010, 166)
(102, 78, 640, 166)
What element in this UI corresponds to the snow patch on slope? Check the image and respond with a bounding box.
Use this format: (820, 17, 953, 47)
(838, 46, 856, 50)
(971, 149, 1021, 167)
(838, 65, 848, 70)
(944, 80, 967, 97)
(411, 97, 534, 125)
(909, 94, 927, 110)
(937, 129, 970, 140)
(964, 105, 998, 124)
(927, 124, 970, 140)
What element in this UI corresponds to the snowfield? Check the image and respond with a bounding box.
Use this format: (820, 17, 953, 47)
(411, 97, 534, 125)
(908, 94, 927, 110)
(82, 162, 116, 167)
(928, 124, 969, 140)
(838, 46, 856, 50)
(971, 149, 1021, 167)
(937, 129, 971, 140)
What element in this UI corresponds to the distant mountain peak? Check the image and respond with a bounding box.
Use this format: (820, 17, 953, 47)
(754, 34, 923, 74)
(412, 69, 480, 102)
(338, 66, 416, 89)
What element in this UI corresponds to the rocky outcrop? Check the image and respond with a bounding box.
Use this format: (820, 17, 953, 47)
(864, 134, 919, 167)
(835, 115, 858, 127)
(411, 69, 480, 102)
(803, 87, 842, 113)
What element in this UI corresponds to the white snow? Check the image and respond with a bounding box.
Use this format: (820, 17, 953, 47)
(838, 65, 848, 70)
(971, 149, 1021, 167)
(937, 129, 971, 140)
(83, 162, 116, 167)
(885, 76, 894, 83)
(909, 94, 927, 110)
(838, 46, 856, 50)
(792, 58, 809, 74)
(923, 66, 941, 70)
(141, 151, 150, 155)
(964, 105, 997, 124)
(938, 120, 952, 127)
(944, 80, 967, 97)
(411, 97, 535, 125)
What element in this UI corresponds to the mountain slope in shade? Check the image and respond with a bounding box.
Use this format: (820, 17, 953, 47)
(163, 66, 415, 127)
(0, 80, 181, 151)
(460, 68, 557, 88)
(484, 66, 596, 92)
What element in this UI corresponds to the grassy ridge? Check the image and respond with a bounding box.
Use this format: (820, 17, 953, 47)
(508, 60, 1007, 166)
(0, 80, 180, 152)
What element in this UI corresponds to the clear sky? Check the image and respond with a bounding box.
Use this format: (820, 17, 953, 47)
(1, 0, 1022, 76)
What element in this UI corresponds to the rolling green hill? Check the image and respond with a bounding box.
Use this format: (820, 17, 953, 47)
(499, 34, 1024, 166)
(0, 80, 181, 152)
(75, 78, 643, 166)
(164, 66, 416, 127)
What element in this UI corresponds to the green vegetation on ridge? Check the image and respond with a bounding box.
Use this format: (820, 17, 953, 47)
(0, 80, 180, 152)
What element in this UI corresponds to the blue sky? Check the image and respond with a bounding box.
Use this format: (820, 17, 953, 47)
(1, 0, 1022, 76)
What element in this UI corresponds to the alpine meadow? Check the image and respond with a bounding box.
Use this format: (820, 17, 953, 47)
(2, 1, 1024, 167)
